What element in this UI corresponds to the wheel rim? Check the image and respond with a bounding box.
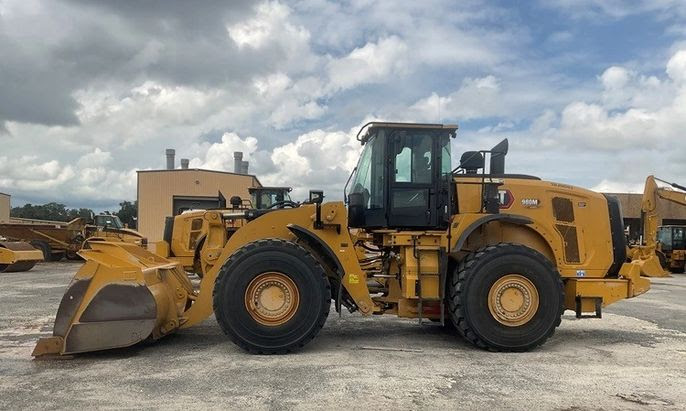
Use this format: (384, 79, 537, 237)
(487, 274, 539, 327)
(244, 272, 300, 326)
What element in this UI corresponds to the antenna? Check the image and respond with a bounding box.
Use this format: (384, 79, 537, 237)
(437, 95, 441, 123)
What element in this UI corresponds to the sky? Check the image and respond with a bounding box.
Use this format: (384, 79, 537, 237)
(1, 0, 686, 210)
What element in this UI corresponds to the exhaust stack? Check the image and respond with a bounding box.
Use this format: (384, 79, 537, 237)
(234, 152, 243, 173)
(180, 158, 189, 169)
(165, 149, 176, 170)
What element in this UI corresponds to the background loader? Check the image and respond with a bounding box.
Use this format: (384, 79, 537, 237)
(154, 186, 294, 278)
(34, 122, 654, 357)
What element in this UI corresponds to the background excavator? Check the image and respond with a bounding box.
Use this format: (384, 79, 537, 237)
(34, 122, 657, 358)
(628, 175, 686, 276)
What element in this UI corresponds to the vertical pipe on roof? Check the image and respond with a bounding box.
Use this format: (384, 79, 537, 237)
(165, 149, 176, 170)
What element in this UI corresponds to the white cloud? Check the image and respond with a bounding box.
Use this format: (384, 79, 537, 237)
(326, 36, 409, 92)
(408, 75, 506, 121)
(187, 124, 366, 200)
(190, 133, 259, 171)
(541, 0, 686, 19)
(666, 50, 686, 83)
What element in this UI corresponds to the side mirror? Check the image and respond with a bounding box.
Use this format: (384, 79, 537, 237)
(309, 190, 324, 204)
(459, 151, 484, 173)
(347, 192, 365, 228)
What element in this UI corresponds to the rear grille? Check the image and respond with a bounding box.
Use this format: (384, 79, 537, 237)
(552, 197, 580, 263)
(555, 224, 580, 263)
(552, 197, 575, 222)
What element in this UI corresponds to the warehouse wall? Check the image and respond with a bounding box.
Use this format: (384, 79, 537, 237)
(137, 170, 260, 242)
(0, 193, 9, 223)
(607, 192, 686, 220)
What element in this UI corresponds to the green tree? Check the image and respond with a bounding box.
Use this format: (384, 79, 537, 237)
(115, 201, 137, 229)
(11, 203, 95, 222)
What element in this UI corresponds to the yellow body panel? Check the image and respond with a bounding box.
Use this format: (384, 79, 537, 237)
(455, 177, 615, 278)
(182, 202, 375, 327)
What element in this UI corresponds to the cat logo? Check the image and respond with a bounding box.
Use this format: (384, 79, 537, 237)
(499, 189, 514, 209)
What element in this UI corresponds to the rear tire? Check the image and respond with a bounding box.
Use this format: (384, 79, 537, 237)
(213, 238, 331, 354)
(29, 240, 51, 261)
(448, 243, 564, 352)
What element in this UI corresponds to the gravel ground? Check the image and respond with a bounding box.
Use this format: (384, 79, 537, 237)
(1, 261, 685, 409)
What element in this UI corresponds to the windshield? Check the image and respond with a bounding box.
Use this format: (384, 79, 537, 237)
(658, 227, 672, 249)
(95, 215, 123, 229)
(349, 132, 385, 209)
(251, 190, 292, 209)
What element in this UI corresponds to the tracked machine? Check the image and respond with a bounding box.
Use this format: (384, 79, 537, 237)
(34, 122, 654, 357)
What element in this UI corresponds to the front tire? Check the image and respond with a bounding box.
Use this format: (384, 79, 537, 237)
(213, 238, 331, 354)
(448, 243, 564, 352)
(656, 250, 668, 270)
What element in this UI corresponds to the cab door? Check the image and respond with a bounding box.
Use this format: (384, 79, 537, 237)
(387, 130, 442, 228)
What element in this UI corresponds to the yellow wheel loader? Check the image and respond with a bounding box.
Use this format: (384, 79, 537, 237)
(0, 241, 44, 273)
(34, 122, 654, 357)
(152, 187, 295, 278)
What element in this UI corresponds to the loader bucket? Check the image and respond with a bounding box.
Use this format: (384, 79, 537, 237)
(0, 241, 44, 273)
(32, 241, 195, 357)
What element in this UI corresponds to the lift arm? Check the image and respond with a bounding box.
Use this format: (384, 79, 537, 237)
(641, 175, 686, 251)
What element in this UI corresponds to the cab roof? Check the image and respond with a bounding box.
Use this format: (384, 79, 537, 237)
(357, 121, 458, 143)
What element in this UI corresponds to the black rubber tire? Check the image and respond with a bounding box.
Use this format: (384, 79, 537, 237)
(29, 240, 51, 261)
(49, 252, 64, 262)
(213, 238, 331, 354)
(656, 250, 668, 270)
(448, 243, 564, 352)
(65, 251, 82, 261)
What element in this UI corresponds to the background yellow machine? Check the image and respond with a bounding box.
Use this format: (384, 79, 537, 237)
(657, 225, 686, 273)
(34, 122, 654, 357)
(627, 175, 686, 277)
(0, 241, 43, 273)
(0, 214, 144, 261)
(156, 187, 294, 278)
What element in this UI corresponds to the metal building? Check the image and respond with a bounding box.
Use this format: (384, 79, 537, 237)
(0, 193, 9, 223)
(607, 192, 686, 241)
(137, 150, 261, 242)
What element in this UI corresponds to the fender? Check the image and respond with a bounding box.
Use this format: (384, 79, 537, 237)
(287, 224, 346, 314)
(287, 224, 344, 279)
(452, 214, 533, 253)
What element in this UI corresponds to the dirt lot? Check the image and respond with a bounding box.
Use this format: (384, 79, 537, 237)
(1, 261, 685, 409)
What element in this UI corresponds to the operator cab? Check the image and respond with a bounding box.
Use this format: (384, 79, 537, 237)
(347, 122, 457, 230)
(94, 214, 124, 229)
(248, 187, 293, 209)
(658, 225, 686, 252)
